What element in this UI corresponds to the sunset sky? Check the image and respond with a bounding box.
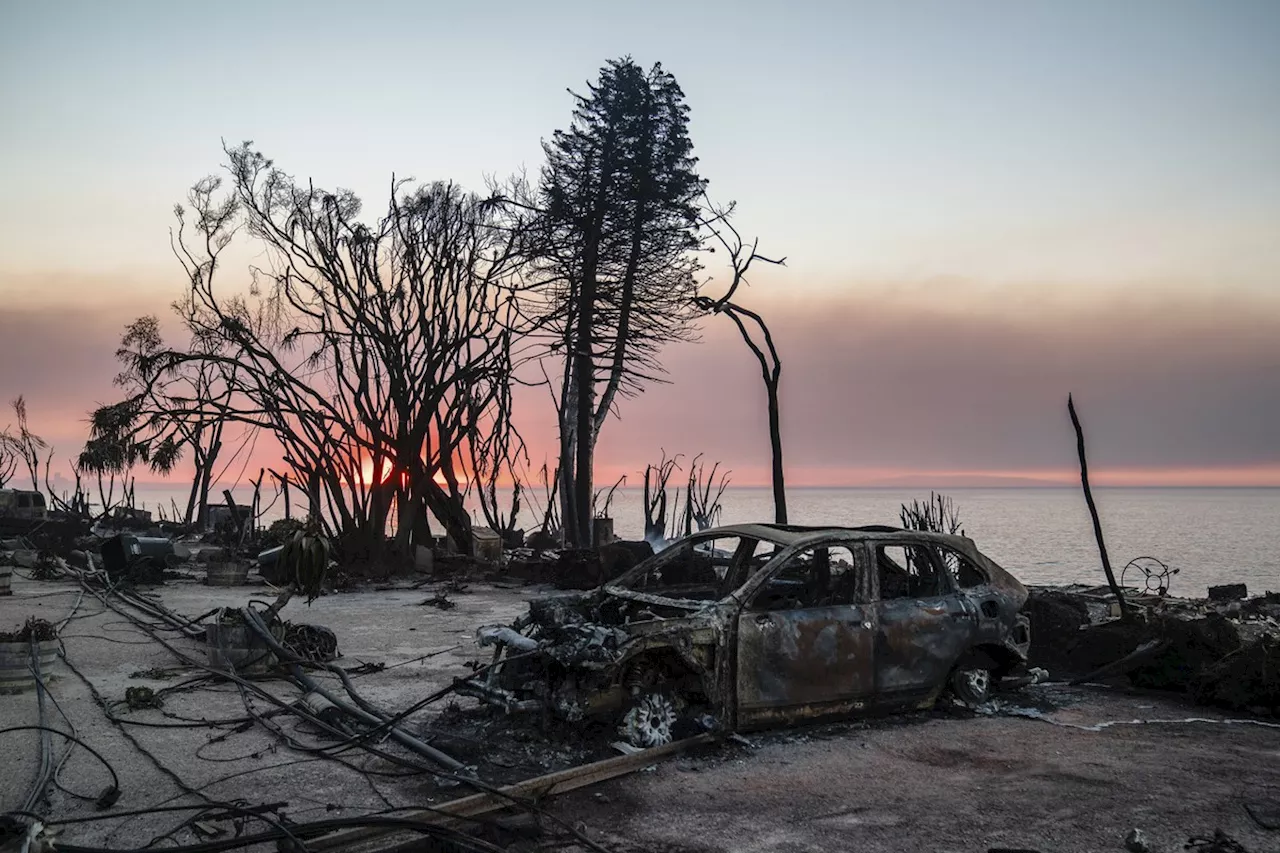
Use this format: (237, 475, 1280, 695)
(2, 0, 1278, 488)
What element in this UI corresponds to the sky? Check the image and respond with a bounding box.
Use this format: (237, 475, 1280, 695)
(2, 0, 1278, 489)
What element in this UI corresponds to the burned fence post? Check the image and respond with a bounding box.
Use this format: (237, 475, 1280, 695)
(1067, 394, 1131, 619)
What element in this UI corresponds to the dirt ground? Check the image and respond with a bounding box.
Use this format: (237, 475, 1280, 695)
(556, 689, 1280, 853)
(3, 571, 1279, 853)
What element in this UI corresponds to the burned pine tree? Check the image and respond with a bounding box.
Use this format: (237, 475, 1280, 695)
(528, 58, 705, 547)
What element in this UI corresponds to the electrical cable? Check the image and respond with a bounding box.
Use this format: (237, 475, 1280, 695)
(59, 563, 614, 853)
(1, 726, 121, 805)
(47, 814, 510, 853)
(58, 653, 213, 805)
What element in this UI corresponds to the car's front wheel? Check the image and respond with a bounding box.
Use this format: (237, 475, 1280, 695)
(619, 689, 681, 747)
(950, 664, 993, 706)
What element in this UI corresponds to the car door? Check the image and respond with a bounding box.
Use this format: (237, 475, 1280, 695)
(871, 539, 975, 701)
(734, 542, 876, 728)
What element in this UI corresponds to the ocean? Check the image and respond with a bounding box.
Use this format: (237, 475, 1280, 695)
(131, 484, 1278, 597)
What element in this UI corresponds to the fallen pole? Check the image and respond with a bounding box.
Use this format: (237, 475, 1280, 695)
(311, 733, 717, 852)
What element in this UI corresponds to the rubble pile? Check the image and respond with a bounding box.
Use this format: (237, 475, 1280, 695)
(1028, 583, 1280, 715)
(1191, 634, 1280, 713)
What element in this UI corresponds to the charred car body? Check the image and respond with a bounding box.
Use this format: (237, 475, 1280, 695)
(464, 524, 1031, 746)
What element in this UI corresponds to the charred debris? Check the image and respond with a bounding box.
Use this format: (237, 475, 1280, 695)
(3, 493, 1279, 851)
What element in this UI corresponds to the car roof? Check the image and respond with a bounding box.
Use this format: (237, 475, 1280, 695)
(688, 523, 974, 549)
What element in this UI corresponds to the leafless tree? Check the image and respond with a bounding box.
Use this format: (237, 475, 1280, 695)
(686, 454, 731, 531)
(87, 310, 243, 528)
(642, 451, 682, 543)
(527, 459, 563, 542)
(0, 429, 19, 488)
(465, 363, 527, 541)
(694, 199, 788, 523)
(145, 145, 530, 567)
(593, 474, 626, 520)
(900, 493, 964, 536)
(6, 397, 48, 492)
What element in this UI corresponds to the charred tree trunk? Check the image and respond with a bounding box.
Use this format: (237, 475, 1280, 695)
(558, 391, 578, 547)
(423, 478, 471, 555)
(721, 304, 787, 524)
(765, 374, 786, 524)
(1067, 393, 1130, 618)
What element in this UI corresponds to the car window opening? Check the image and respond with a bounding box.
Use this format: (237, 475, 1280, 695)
(754, 545, 861, 612)
(877, 544, 945, 599)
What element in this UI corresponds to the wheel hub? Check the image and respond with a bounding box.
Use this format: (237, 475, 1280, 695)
(963, 668, 990, 695)
(620, 693, 677, 748)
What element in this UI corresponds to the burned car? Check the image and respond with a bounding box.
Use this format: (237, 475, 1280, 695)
(463, 524, 1031, 747)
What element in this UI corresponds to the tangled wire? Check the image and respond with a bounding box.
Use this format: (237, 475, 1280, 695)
(282, 623, 340, 663)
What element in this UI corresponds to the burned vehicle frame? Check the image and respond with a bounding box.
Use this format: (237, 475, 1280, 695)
(463, 524, 1032, 746)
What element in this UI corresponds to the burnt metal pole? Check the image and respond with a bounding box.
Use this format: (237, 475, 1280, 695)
(1067, 394, 1131, 618)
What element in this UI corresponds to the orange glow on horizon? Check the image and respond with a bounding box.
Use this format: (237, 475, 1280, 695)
(119, 463, 1280, 491)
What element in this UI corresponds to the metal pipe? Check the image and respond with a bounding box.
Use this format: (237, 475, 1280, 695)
(476, 625, 538, 652)
(240, 608, 468, 774)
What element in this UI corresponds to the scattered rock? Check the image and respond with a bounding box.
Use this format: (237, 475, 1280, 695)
(1124, 828, 1150, 852)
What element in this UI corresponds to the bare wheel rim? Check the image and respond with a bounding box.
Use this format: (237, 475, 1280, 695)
(620, 692, 677, 748)
(955, 667, 991, 704)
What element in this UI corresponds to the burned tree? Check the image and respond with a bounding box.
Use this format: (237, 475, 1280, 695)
(87, 310, 241, 528)
(900, 492, 964, 536)
(149, 146, 529, 566)
(530, 58, 705, 546)
(464, 354, 527, 543)
(1068, 394, 1131, 617)
(642, 450, 682, 544)
(686, 454, 731, 531)
(695, 200, 788, 523)
(0, 428, 19, 489)
(6, 397, 48, 492)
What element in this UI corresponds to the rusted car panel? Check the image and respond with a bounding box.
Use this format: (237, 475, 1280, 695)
(471, 524, 1033, 742)
(735, 604, 876, 723)
(876, 594, 971, 698)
